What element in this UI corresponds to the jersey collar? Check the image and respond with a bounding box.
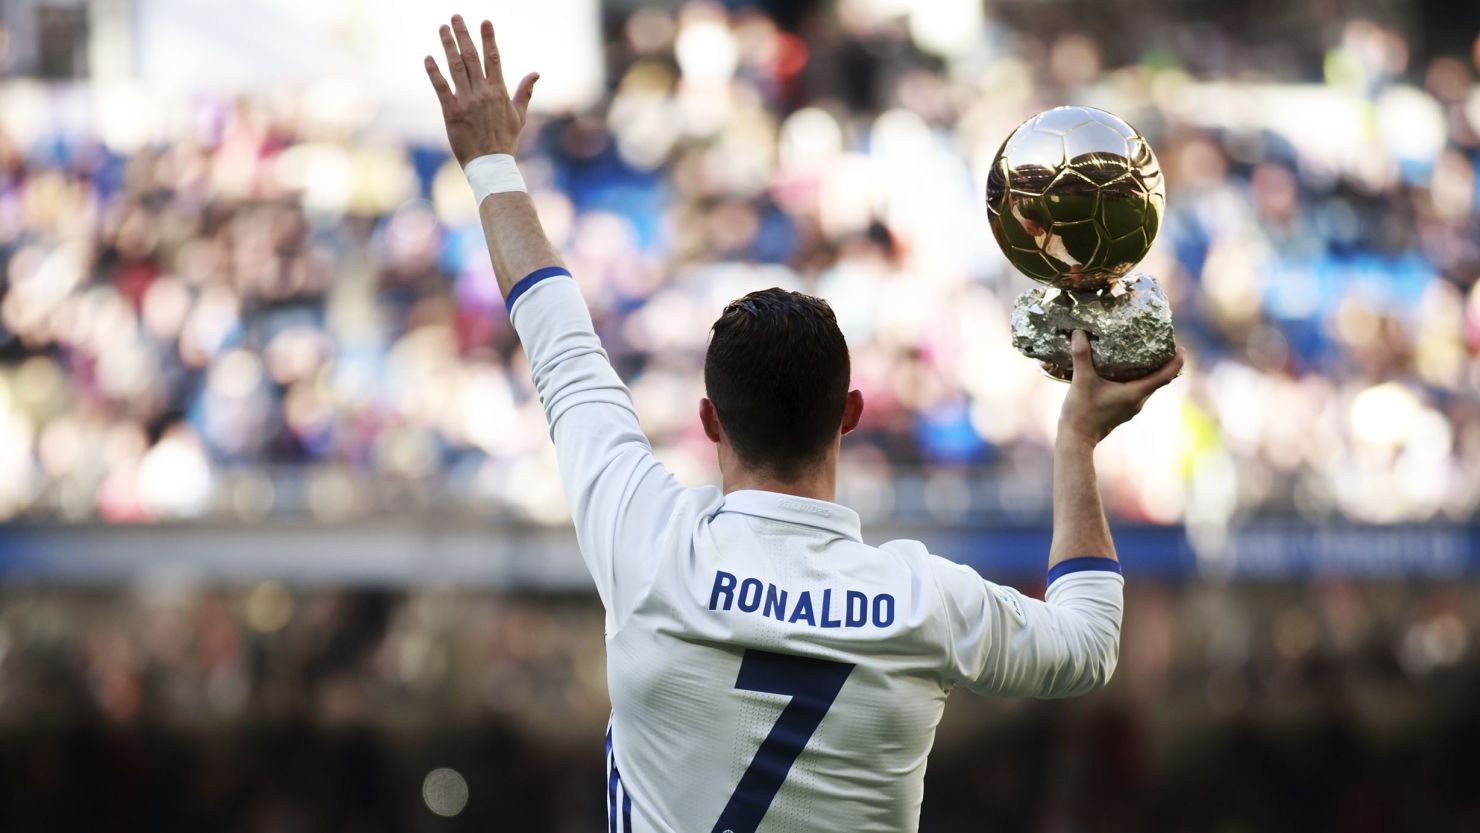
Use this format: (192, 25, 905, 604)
(718, 490, 863, 542)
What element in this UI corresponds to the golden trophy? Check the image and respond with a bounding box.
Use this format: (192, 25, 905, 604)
(986, 106, 1176, 381)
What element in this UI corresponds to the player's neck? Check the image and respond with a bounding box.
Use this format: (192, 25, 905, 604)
(721, 466, 837, 504)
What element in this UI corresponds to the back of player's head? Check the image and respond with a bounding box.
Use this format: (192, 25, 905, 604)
(704, 288, 851, 481)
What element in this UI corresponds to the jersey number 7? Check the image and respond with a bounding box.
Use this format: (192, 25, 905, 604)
(710, 650, 855, 833)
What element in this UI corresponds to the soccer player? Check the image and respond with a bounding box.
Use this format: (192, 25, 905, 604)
(425, 16, 1185, 832)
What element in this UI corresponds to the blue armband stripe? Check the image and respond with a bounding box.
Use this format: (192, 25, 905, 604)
(1047, 556, 1122, 585)
(506, 266, 573, 312)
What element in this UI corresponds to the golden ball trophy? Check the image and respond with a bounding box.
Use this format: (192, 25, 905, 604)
(986, 106, 1176, 381)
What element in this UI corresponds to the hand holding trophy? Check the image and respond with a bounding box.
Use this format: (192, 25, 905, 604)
(986, 106, 1176, 381)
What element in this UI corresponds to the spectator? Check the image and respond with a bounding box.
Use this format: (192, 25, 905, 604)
(0, 3, 1476, 532)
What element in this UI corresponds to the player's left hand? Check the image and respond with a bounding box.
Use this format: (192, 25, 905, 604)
(1058, 330, 1185, 445)
(424, 15, 538, 166)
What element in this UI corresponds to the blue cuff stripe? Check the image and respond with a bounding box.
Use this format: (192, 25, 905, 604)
(506, 266, 572, 312)
(1047, 556, 1122, 585)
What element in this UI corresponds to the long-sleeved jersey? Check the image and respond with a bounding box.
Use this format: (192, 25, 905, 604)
(509, 269, 1125, 833)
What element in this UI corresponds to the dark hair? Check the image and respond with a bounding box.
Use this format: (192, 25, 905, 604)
(704, 288, 851, 480)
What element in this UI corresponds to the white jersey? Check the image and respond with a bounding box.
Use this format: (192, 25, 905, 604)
(511, 272, 1125, 833)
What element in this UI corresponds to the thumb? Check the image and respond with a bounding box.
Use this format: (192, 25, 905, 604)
(513, 72, 539, 119)
(1069, 330, 1097, 385)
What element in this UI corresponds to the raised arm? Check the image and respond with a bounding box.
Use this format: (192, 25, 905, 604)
(1050, 330, 1184, 569)
(424, 16, 685, 623)
(937, 332, 1184, 698)
(424, 16, 552, 292)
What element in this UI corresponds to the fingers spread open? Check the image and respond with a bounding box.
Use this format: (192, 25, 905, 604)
(439, 25, 470, 92)
(482, 21, 508, 94)
(512, 72, 539, 119)
(451, 16, 484, 89)
(424, 56, 454, 109)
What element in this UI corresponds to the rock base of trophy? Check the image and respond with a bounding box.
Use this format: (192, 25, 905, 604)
(1010, 272, 1176, 382)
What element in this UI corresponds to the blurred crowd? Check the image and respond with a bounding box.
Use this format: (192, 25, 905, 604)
(1, 0, 1480, 529)
(0, 581, 1476, 831)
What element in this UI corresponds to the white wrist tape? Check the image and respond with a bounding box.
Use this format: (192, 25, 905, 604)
(464, 154, 527, 206)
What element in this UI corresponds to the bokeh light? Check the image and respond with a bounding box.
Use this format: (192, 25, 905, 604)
(421, 767, 470, 817)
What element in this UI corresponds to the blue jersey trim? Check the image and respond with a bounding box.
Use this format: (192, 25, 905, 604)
(607, 726, 638, 832)
(606, 728, 618, 833)
(1047, 556, 1122, 586)
(506, 266, 572, 312)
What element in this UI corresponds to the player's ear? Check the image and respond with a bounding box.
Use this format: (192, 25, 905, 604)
(699, 398, 724, 444)
(840, 389, 864, 436)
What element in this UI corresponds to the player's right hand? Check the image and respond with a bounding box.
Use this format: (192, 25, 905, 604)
(1057, 330, 1185, 446)
(424, 15, 538, 166)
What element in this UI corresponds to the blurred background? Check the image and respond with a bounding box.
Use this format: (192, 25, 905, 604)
(2, 0, 1480, 830)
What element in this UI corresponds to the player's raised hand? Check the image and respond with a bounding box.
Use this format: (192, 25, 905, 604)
(1058, 330, 1185, 445)
(424, 15, 539, 165)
